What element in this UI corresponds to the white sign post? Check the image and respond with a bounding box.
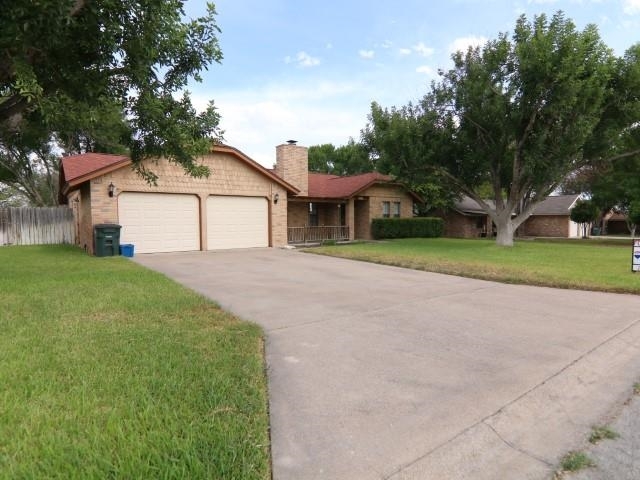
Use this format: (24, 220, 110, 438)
(633, 239, 640, 272)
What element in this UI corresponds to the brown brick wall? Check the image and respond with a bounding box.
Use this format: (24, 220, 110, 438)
(520, 215, 569, 237)
(318, 203, 341, 225)
(78, 183, 93, 252)
(287, 201, 344, 227)
(356, 185, 414, 240)
(354, 199, 370, 239)
(441, 211, 487, 238)
(275, 144, 308, 196)
(82, 152, 288, 253)
(288, 201, 308, 227)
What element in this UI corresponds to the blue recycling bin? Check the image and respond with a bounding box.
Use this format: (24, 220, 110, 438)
(120, 244, 135, 257)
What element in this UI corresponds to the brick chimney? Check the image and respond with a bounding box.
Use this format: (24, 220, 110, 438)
(275, 140, 308, 196)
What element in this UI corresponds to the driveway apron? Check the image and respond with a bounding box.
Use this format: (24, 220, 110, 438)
(134, 248, 640, 480)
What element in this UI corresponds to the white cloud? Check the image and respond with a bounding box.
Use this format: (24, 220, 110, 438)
(623, 0, 640, 14)
(448, 35, 488, 54)
(413, 42, 435, 57)
(416, 65, 434, 75)
(284, 51, 320, 68)
(399, 48, 412, 56)
(381, 40, 393, 49)
(190, 81, 370, 167)
(359, 49, 375, 59)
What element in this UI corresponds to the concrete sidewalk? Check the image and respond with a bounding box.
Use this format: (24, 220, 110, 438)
(134, 248, 640, 479)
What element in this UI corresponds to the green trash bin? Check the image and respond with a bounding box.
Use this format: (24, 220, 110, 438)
(94, 224, 122, 257)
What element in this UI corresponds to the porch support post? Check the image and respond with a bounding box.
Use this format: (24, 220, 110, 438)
(347, 198, 355, 241)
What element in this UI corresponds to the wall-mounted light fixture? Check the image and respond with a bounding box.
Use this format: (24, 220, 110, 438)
(273, 192, 279, 204)
(108, 182, 115, 197)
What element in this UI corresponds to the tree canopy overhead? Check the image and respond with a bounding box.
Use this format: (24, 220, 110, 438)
(308, 139, 373, 176)
(1, 0, 224, 187)
(364, 12, 640, 246)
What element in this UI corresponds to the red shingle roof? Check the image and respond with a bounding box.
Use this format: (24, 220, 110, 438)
(61, 152, 130, 183)
(307, 172, 394, 199)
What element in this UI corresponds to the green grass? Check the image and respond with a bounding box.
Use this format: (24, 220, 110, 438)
(310, 238, 640, 294)
(0, 245, 269, 479)
(560, 451, 595, 472)
(589, 425, 619, 444)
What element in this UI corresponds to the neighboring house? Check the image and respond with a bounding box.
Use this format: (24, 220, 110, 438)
(437, 197, 495, 238)
(519, 194, 582, 237)
(59, 141, 419, 254)
(603, 211, 629, 235)
(439, 194, 582, 238)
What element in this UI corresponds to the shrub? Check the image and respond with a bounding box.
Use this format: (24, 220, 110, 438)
(371, 217, 444, 239)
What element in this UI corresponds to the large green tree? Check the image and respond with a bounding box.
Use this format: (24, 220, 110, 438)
(1, 0, 223, 188)
(364, 12, 640, 246)
(308, 139, 373, 175)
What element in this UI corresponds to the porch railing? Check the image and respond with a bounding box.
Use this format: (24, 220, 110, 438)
(288, 226, 350, 244)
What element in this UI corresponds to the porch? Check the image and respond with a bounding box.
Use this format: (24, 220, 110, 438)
(287, 225, 350, 244)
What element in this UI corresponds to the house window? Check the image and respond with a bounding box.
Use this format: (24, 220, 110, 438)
(309, 202, 318, 226)
(393, 202, 401, 218)
(382, 201, 390, 218)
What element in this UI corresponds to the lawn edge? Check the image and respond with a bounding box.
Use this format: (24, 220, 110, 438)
(305, 249, 639, 296)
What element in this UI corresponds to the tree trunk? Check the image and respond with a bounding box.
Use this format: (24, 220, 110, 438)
(495, 217, 516, 247)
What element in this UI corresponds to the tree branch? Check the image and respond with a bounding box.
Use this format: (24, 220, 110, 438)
(435, 167, 499, 221)
(69, 0, 87, 17)
(0, 94, 29, 128)
(602, 148, 640, 163)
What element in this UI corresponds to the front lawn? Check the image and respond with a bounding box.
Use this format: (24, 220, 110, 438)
(311, 238, 640, 294)
(0, 245, 269, 479)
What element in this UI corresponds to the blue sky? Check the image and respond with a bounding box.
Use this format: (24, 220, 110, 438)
(185, 0, 640, 167)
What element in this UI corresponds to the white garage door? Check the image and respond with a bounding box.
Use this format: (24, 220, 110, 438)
(207, 196, 268, 250)
(118, 192, 200, 253)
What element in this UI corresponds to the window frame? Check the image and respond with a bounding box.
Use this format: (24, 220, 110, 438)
(382, 201, 390, 218)
(392, 201, 401, 218)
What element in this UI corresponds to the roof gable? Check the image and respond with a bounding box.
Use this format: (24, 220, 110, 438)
(61, 152, 130, 184)
(530, 194, 581, 215)
(307, 172, 420, 200)
(59, 145, 300, 196)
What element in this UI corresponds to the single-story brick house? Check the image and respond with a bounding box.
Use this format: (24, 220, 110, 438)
(281, 142, 421, 243)
(603, 211, 630, 235)
(519, 194, 582, 237)
(59, 141, 419, 254)
(439, 194, 582, 239)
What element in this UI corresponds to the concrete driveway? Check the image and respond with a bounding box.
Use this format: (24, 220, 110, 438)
(134, 248, 640, 479)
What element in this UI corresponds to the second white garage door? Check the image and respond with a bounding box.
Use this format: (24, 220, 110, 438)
(207, 196, 268, 250)
(118, 192, 200, 253)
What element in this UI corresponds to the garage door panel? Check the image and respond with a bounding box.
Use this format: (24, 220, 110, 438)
(207, 196, 268, 250)
(118, 192, 200, 253)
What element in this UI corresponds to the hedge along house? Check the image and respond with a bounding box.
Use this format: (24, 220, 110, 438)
(59, 145, 298, 254)
(276, 141, 421, 243)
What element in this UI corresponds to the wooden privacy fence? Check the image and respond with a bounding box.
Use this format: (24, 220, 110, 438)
(0, 207, 76, 246)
